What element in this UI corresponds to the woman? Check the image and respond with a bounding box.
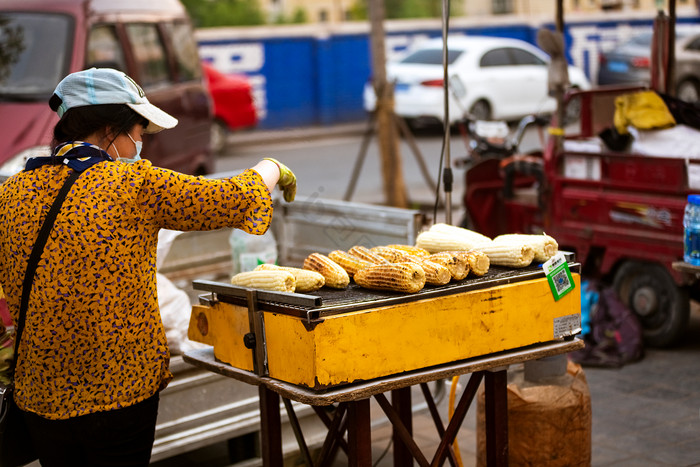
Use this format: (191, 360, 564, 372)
(0, 68, 296, 466)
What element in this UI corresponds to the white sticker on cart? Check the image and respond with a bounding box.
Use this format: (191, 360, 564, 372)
(553, 314, 582, 339)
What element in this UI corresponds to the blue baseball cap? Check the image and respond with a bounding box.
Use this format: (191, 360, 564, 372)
(51, 68, 178, 133)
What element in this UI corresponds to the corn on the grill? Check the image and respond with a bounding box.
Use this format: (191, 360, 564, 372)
(354, 262, 426, 293)
(474, 243, 535, 268)
(370, 246, 408, 263)
(426, 252, 469, 280)
(416, 230, 477, 253)
(371, 246, 450, 285)
(348, 245, 389, 264)
(429, 223, 492, 246)
(328, 250, 374, 277)
(254, 264, 325, 292)
(231, 270, 296, 292)
(303, 253, 350, 289)
(492, 233, 558, 263)
(463, 250, 490, 276)
(385, 244, 430, 257)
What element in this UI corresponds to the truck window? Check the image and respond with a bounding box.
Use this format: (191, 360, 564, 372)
(0, 12, 72, 99)
(86, 25, 127, 72)
(125, 23, 170, 88)
(162, 22, 201, 82)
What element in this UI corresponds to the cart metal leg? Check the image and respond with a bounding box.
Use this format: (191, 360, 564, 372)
(260, 386, 283, 466)
(484, 369, 508, 467)
(392, 387, 414, 467)
(347, 399, 372, 467)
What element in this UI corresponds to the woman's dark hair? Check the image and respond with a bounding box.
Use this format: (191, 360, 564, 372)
(51, 103, 150, 148)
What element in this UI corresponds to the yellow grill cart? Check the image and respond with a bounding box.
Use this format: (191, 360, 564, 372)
(185, 262, 583, 466)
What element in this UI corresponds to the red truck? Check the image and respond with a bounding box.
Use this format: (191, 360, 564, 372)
(463, 85, 698, 347)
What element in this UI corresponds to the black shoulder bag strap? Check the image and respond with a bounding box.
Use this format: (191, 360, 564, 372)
(13, 170, 81, 367)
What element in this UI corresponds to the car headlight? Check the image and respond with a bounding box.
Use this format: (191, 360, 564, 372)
(0, 145, 51, 176)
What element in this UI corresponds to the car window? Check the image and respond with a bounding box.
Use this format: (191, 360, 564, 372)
(0, 12, 72, 98)
(86, 25, 127, 72)
(509, 47, 546, 65)
(400, 48, 462, 65)
(162, 21, 201, 82)
(125, 23, 170, 88)
(480, 48, 512, 67)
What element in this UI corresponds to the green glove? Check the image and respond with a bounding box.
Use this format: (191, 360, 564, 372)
(264, 158, 297, 202)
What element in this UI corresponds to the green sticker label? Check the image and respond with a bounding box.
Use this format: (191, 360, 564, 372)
(542, 253, 575, 301)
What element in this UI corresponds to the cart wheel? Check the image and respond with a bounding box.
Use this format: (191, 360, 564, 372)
(613, 261, 689, 348)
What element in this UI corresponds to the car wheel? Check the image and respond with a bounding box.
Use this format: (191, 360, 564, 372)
(469, 100, 492, 121)
(676, 79, 700, 103)
(612, 261, 689, 347)
(210, 119, 228, 154)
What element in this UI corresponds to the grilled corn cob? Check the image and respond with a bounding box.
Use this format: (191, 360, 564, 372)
(303, 253, 350, 289)
(372, 247, 450, 285)
(254, 264, 325, 292)
(328, 250, 374, 277)
(385, 244, 430, 257)
(463, 250, 490, 276)
(492, 233, 558, 263)
(429, 223, 492, 247)
(474, 243, 535, 268)
(348, 245, 389, 264)
(416, 230, 476, 253)
(231, 270, 296, 292)
(354, 262, 426, 293)
(370, 246, 408, 263)
(426, 252, 469, 280)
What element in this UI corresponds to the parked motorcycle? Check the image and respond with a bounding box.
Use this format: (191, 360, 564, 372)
(455, 113, 549, 231)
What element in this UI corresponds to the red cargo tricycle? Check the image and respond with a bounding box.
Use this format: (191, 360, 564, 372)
(461, 85, 699, 347)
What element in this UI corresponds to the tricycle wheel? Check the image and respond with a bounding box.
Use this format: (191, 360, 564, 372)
(613, 261, 689, 348)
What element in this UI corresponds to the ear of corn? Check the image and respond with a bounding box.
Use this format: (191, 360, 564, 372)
(426, 252, 469, 280)
(370, 246, 409, 263)
(354, 262, 426, 293)
(419, 259, 451, 285)
(348, 245, 389, 264)
(303, 253, 350, 289)
(463, 250, 490, 276)
(231, 270, 296, 292)
(416, 230, 479, 253)
(371, 246, 450, 285)
(429, 223, 492, 246)
(328, 250, 374, 277)
(474, 243, 534, 268)
(254, 264, 325, 292)
(492, 233, 558, 263)
(385, 244, 430, 257)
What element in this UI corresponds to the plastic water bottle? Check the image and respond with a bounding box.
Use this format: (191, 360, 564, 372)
(683, 194, 700, 266)
(229, 228, 278, 275)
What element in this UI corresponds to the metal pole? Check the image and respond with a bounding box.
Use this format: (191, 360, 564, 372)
(442, 0, 453, 225)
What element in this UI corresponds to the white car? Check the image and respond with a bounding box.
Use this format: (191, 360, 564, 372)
(363, 35, 591, 124)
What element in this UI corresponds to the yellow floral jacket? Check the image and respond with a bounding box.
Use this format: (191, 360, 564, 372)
(0, 160, 272, 420)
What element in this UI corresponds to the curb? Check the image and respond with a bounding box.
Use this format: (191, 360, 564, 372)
(227, 122, 368, 147)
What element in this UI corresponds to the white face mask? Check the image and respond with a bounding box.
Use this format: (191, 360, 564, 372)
(122, 132, 142, 163)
